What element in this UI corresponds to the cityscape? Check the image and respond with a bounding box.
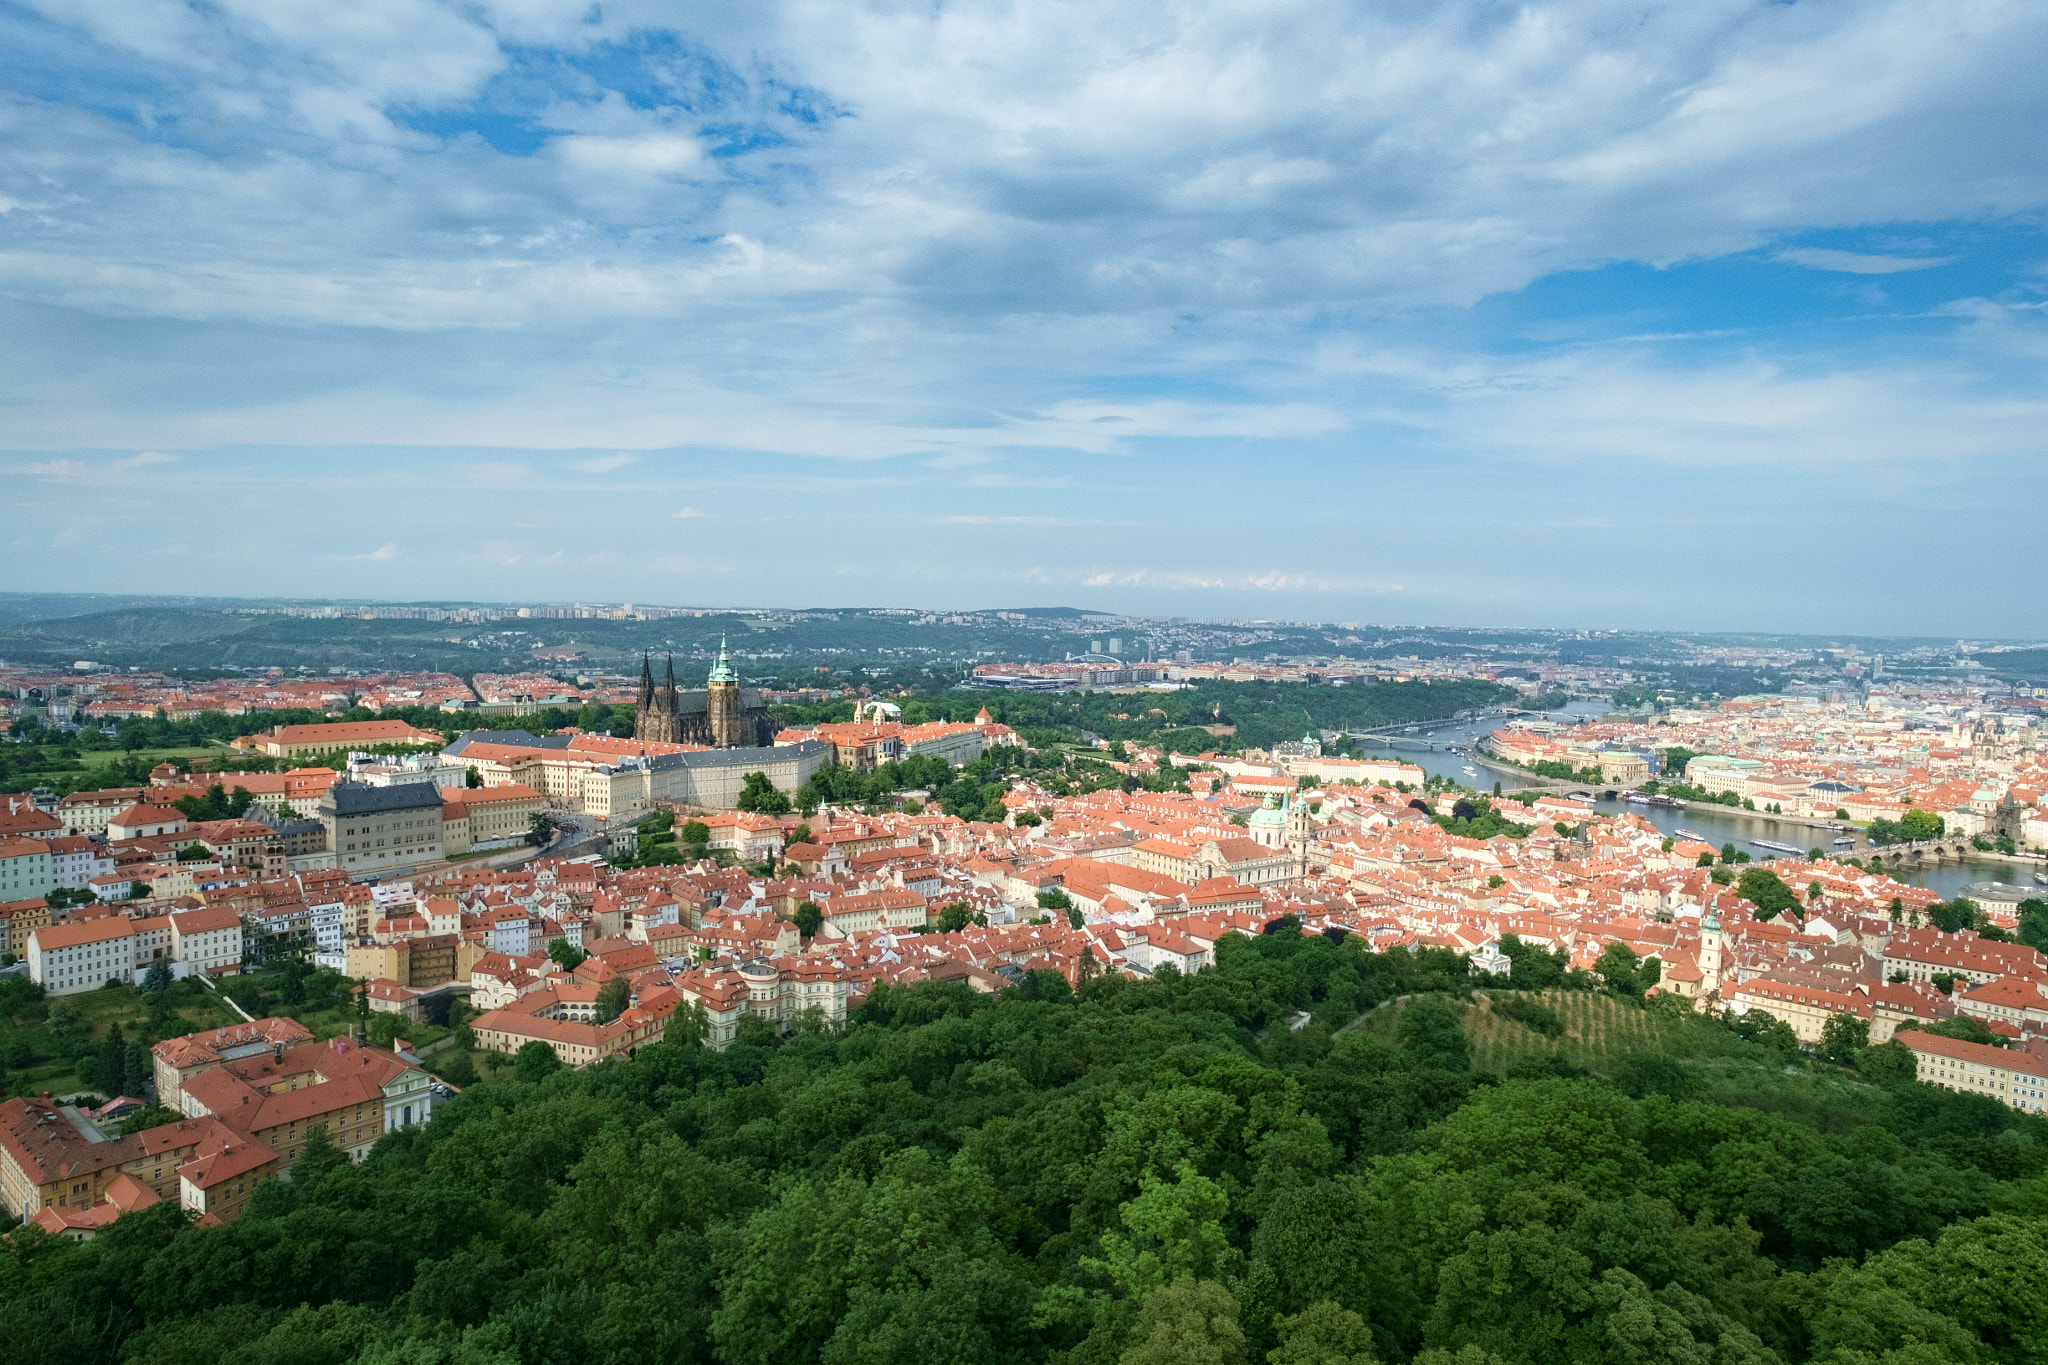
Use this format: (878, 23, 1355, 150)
(5, 1, 2047, 1362)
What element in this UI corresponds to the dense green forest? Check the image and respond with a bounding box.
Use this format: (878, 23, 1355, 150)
(5, 924, 2044, 1365)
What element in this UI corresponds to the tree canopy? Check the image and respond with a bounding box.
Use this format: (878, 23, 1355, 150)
(3, 923, 2045, 1365)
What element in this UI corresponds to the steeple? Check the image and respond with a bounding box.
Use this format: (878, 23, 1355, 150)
(662, 653, 678, 701)
(708, 633, 738, 685)
(638, 653, 654, 707)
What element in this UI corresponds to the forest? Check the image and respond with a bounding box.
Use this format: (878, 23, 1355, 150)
(2, 922, 2042, 1365)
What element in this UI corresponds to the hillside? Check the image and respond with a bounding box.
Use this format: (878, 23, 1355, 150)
(2, 928, 2043, 1364)
(1353, 988, 1763, 1075)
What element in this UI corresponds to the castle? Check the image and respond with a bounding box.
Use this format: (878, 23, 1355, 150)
(634, 639, 776, 748)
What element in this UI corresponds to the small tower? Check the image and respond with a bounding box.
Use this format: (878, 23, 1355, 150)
(1285, 787, 1315, 874)
(1698, 906, 1725, 1004)
(707, 635, 742, 748)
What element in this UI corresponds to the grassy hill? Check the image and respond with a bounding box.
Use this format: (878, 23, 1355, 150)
(1355, 989, 1758, 1075)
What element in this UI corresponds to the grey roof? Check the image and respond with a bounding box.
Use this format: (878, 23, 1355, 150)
(644, 687, 766, 717)
(322, 781, 446, 816)
(443, 730, 572, 756)
(642, 739, 834, 773)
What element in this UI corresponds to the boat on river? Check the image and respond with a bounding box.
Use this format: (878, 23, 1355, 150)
(1751, 839, 1807, 856)
(1675, 828, 1707, 842)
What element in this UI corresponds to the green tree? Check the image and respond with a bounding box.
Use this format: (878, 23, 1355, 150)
(1819, 1012, 1869, 1065)
(514, 1038, 563, 1082)
(120, 1106, 183, 1136)
(1595, 941, 1655, 997)
(795, 900, 825, 939)
(1735, 867, 1800, 921)
(1855, 1039, 1918, 1088)
(1267, 1301, 1378, 1365)
(595, 975, 631, 1025)
(525, 811, 552, 847)
(666, 1000, 708, 1047)
(680, 820, 711, 845)
(141, 958, 173, 994)
(1122, 1278, 1246, 1365)
(736, 772, 793, 815)
(1899, 807, 1946, 841)
(546, 937, 588, 972)
(2019, 898, 2048, 953)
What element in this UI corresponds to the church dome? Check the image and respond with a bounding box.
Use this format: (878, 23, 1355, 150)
(1248, 795, 1287, 829)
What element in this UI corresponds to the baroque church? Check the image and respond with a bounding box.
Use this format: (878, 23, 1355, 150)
(634, 638, 777, 748)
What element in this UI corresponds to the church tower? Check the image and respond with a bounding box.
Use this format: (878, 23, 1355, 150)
(707, 635, 742, 748)
(1285, 788, 1314, 874)
(1698, 907, 1725, 1005)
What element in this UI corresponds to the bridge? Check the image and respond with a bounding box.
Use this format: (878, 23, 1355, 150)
(1856, 838, 1980, 865)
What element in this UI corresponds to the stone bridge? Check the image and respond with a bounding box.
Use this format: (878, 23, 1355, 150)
(1862, 838, 1979, 865)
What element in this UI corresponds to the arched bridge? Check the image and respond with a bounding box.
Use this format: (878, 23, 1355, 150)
(1860, 838, 1980, 865)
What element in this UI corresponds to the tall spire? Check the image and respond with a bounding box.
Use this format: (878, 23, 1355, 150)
(708, 633, 738, 684)
(663, 653, 678, 696)
(638, 652, 653, 706)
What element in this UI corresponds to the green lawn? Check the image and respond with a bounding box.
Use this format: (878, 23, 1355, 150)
(3, 981, 240, 1098)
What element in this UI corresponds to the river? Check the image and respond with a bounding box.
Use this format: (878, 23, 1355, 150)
(1354, 703, 2040, 901)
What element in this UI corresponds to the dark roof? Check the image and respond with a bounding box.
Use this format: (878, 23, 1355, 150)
(642, 739, 834, 772)
(321, 782, 446, 816)
(443, 730, 572, 756)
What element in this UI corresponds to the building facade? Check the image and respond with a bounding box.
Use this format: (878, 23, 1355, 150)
(317, 781, 446, 874)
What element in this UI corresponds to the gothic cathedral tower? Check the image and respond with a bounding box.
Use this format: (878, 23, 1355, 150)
(707, 635, 742, 748)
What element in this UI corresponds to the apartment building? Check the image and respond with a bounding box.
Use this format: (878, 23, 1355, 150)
(0, 838, 54, 902)
(1899, 1031, 2048, 1113)
(27, 918, 137, 996)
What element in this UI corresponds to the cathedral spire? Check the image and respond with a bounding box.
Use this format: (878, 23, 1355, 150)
(708, 633, 738, 685)
(638, 652, 653, 706)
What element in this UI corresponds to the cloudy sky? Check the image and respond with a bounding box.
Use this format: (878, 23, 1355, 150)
(3, 0, 2044, 634)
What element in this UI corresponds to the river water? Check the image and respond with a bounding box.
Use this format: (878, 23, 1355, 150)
(1355, 703, 2040, 901)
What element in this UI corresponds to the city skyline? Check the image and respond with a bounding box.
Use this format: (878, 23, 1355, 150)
(4, 1, 2045, 634)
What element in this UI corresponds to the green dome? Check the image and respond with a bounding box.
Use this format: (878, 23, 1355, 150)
(1248, 794, 1287, 828)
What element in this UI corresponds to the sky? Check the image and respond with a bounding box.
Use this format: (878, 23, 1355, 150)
(2, 0, 2045, 636)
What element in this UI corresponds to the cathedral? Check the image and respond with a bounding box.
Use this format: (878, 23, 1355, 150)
(633, 639, 776, 748)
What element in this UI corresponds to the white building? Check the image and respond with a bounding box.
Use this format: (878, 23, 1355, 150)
(169, 907, 244, 976)
(28, 919, 138, 995)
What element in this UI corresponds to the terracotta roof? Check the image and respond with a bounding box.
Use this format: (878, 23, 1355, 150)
(1898, 1030, 2048, 1076)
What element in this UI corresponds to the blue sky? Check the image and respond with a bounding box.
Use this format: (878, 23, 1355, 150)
(3, 0, 2045, 635)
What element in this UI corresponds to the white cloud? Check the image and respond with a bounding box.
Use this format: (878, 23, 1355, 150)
(673, 506, 708, 519)
(354, 542, 400, 561)
(1076, 567, 1402, 593)
(572, 454, 637, 473)
(24, 452, 174, 482)
(1773, 248, 1957, 274)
